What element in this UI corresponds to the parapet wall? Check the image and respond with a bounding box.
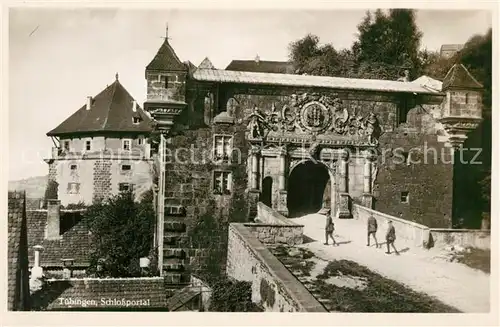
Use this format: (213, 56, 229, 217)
(353, 204, 491, 250)
(429, 229, 490, 250)
(352, 204, 431, 247)
(227, 223, 326, 312)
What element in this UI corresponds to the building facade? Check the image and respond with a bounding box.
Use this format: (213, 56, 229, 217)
(142, 39, 483, 279)
(45, 76, 154, 206)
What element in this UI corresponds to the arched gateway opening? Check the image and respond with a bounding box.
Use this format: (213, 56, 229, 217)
(287, 161, 331, 218)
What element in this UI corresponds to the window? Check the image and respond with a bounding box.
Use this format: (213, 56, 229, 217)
(160, 75, 169, 88)
(397, 96, 415, 125)
(213, 171, 232, 195)
(121, 164, 131, 171)
(70, 164, 77, 171)
(119, 183, 134, 192)
(67, 183, 80, 194)
(85, 140, 92, 151)
(122, 139, 131, 151)
(137, 137, 144, 145)
(63, 140, 70, 151)
(400, 191, 409, 203)
(213, 135, 233, 162)
(133, 117, 141, 124)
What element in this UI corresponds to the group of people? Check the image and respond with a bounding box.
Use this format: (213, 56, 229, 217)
(323, 209, 400, 255)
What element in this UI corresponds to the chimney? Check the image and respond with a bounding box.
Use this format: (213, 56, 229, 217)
(132, 100, 137, 112)
(45, 199, 61, 240)
(61, 259, 75, 279)
(30, 245, 44, 293)
(255, 54, 260, 64)
(86, 96, 92, 110)
(33, 245, 44, 270)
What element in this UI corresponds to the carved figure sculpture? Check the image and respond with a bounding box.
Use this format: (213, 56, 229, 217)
(365, 112, 379, 145)
(247, 106, 266, 139)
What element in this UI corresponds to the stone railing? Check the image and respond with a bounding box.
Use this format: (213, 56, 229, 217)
(429, 229, 490, 250)
(256, 202, 297, 225)
(226, 223, 326, 312)
(352, 204, 431, 247)
(248, 203, 304, 246)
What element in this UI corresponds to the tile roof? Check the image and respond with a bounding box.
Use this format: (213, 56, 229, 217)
(47, 79, 153, 136)
(36, 277, 169, 310)
(441, 64, 483, 90)
(226, 60, 295, 74)
(440, 44, 464, 52)
(8, 192, 30, 311)
(26, 210, 93, 267)
(193, 68, 442, 94)
(411, 75, 443, 92)
(146, 39, 187, 72)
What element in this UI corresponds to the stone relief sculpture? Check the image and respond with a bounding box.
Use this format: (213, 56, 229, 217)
(246, 106, 266, 139)
(244, 93, 382, 145)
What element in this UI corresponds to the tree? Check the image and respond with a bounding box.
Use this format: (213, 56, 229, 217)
(86, 189, 156, 277)
(289, 9, 424, 80)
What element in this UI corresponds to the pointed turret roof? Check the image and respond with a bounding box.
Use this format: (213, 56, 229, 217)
(198, 57, 215, 69)
(146, 39, 187, 72)
(47, 78, 152, 136)
(442, 64, 483, 90)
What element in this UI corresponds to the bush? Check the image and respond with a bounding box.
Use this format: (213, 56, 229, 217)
(208, 277, 263, 312)
(85, 190, 156, 277)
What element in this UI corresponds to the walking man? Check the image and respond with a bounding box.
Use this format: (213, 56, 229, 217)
(367, 215, 379, 247)
(385, 220, 399, 255)
(324, 209, 337, 246)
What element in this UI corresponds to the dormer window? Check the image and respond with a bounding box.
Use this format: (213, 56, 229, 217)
(85, 139, 92, 151)
(63, 140, 70, 151)
(122, 139, 131, 151)
(133, 116, 141, 124)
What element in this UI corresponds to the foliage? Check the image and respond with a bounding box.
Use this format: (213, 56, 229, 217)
(313, 260, 459, 312)
(44, 180, 58, 200)
(208, 277, 263, 312)
(85, 190, 156, 277)
(289, 9, 423, 80)
(62, 201, 87, 209)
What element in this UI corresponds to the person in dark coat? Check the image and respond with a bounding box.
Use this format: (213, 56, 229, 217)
(324, 209, 337, 246)
(385, 220, 399, 255)
(367, 215, 379, 247)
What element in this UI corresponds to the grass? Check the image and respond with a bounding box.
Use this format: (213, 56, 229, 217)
(454, 248, 490, 274)
(313, 260, 460, 313)
(271, 245, 461, 313)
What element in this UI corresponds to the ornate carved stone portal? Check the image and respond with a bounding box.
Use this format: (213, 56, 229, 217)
(245, 92, 381, 219)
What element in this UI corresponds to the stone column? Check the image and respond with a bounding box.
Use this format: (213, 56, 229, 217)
(362, 150, 375, 208)
(247, 145, 261, 220)
(329, 161, 337, 216)
(277, 146, 288, 217)
(278, 147, 287, 191)
(338, 149, 352, 218)
(250, 146, 260, 190)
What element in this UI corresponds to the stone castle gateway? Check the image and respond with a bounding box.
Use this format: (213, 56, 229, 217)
(46, 36, 484, 280)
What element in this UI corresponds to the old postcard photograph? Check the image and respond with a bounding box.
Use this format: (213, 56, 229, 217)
(3, 2, 497, 325)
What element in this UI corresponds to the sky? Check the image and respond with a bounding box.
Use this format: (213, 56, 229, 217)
(8, 8, 492, 180)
